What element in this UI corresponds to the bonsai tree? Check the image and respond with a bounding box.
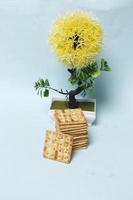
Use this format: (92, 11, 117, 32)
(34, 10, 111, 108)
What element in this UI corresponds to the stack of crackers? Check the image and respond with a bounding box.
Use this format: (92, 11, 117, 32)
(55, 109, 88, 150)
(43, 108, 88, 164)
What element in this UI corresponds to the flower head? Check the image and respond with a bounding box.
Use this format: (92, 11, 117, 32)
(49, 10, 103, 68)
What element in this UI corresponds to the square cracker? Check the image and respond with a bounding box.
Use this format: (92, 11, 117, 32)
(43, 130, 73, 164)
(55, 108, 87, 125)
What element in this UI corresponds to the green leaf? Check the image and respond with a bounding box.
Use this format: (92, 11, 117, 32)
(43, 89, 49, 97)
(45, 79, 50, 86)
(38, 79, 42, 86)
(80, 71, 84, 79)
(68, 76, 78, 85)
(91, 68, 101, 78)
(40, 79, 45, 87)
(100, 58, 112, 71)
(80, 83, 87, 89)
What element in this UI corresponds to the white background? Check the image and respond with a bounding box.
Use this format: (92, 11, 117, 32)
(0, 0, 133, 199)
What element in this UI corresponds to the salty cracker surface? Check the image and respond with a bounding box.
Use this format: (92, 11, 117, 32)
(55, 108, 87, 125)
(43, 130, 73, 164)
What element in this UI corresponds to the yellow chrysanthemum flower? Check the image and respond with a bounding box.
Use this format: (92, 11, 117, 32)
(49, 10, 103, 68)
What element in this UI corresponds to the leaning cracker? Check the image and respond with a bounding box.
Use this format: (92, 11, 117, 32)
(43, 130, 73, 164)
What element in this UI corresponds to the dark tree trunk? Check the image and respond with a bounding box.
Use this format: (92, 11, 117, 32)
(68, 94, 78, 108)
(67, 68, 84, 109)
(68, 86, 84, 108)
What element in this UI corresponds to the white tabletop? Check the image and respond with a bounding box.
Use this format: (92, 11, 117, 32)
(0, 1, 133, 200)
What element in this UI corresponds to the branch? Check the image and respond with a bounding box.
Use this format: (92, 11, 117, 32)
(34, 78, 69, 97)
(49, 87, 68, 95)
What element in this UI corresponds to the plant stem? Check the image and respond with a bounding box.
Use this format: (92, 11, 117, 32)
(49, 87, 68, 95)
